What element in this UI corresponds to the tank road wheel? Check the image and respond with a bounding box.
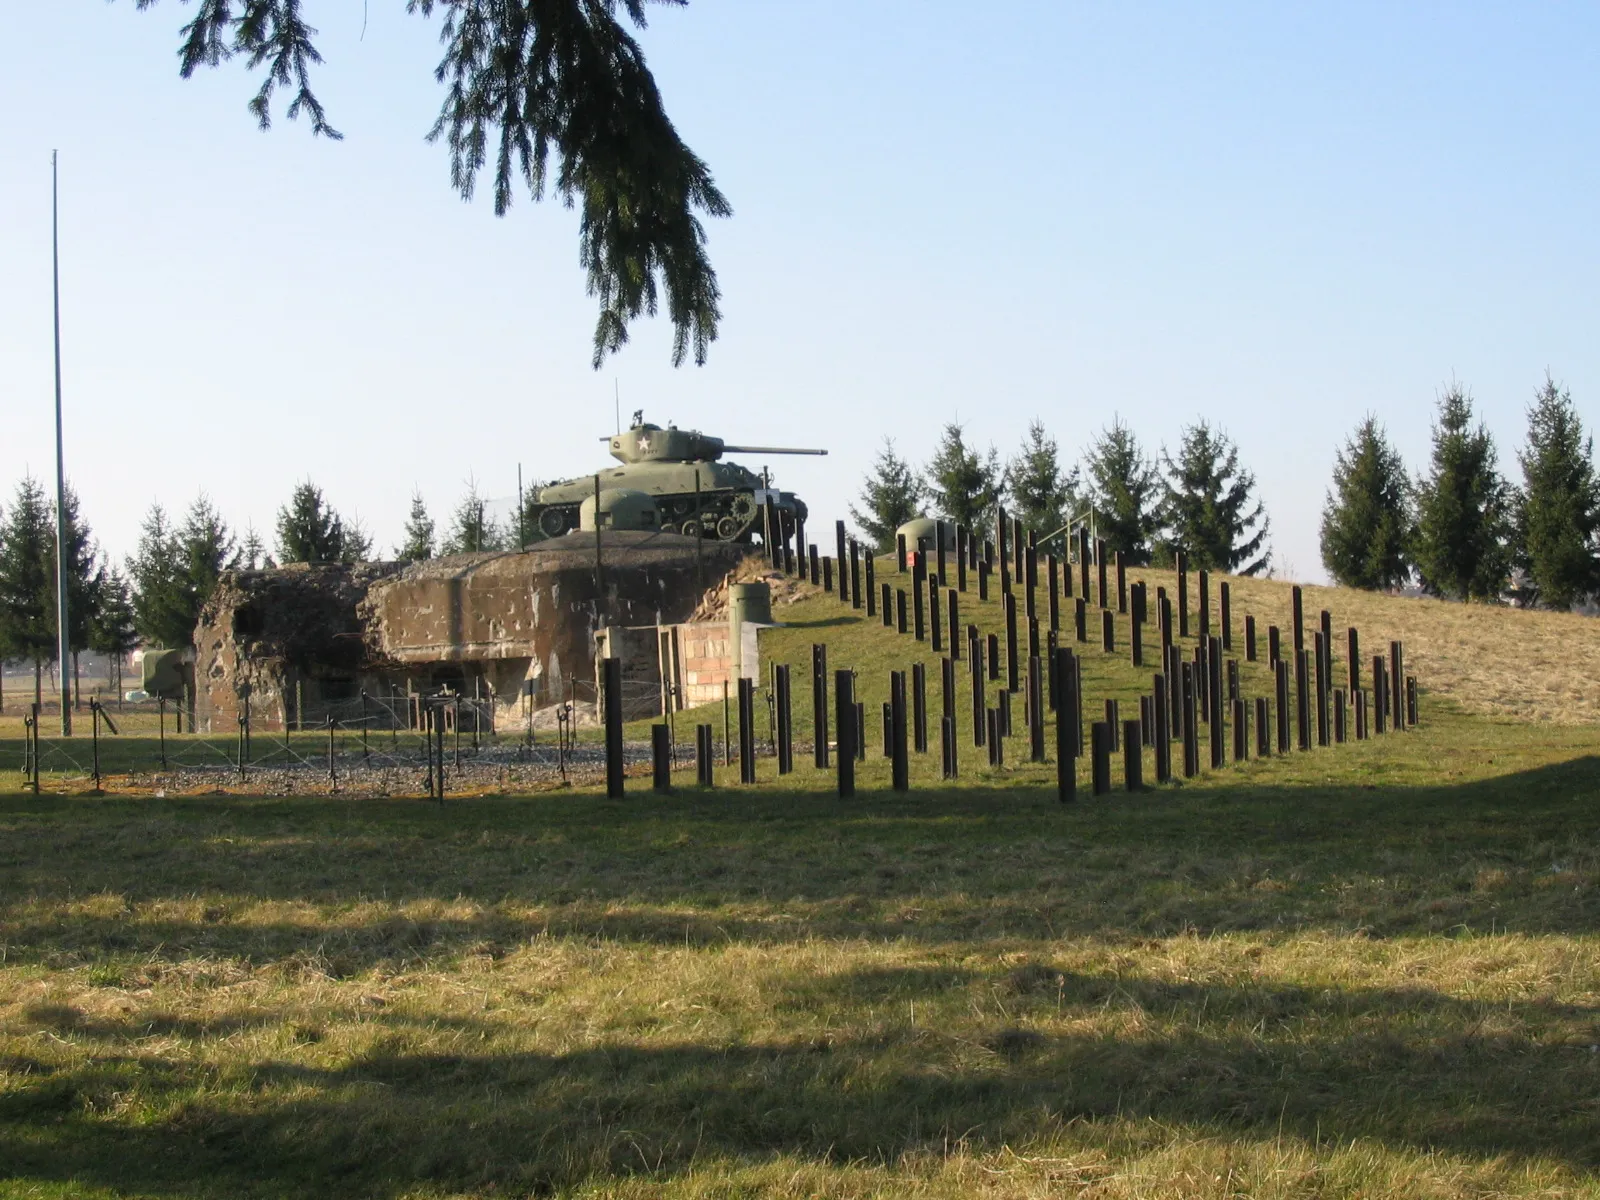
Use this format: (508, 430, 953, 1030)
(538, 506, 570, 538)
(716, 516, 741, 540)
(680, 519, 702, 539)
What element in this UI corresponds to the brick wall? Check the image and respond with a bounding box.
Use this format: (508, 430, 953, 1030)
(675, 623, 734, 707)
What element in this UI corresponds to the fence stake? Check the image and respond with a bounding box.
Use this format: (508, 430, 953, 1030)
(425, 704, 436, 798)
(1091, 722, 1112, 795)
(1153, 672, 1170, 783)
(604, 657, 625, 798)
(652, 724, 672, 792)
(811, 645, 829, 768)
(1123, 718, 1143, 792)
(91, 701, 102, 792)
(436, 703, 446, 802)
(890, 671, 909, 792)
(835, 670, 855, 798)
(696, 723, 714, 786)
(738, 677, 757, 784)
(1055, 648, 1077, 801)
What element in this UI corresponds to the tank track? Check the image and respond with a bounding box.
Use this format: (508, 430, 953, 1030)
(526, 491, 800, 543)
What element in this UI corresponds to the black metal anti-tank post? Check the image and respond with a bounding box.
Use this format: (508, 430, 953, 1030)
(811, 644, 829, 768)
(835, 670, 855, 798)
(652, 724, 672, 792)
(603, 657, 624, 798)
(836, 521, 849, 603)
(696, 723, 714, 786)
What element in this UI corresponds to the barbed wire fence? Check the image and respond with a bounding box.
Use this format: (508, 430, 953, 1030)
(5, 675, 720, 798)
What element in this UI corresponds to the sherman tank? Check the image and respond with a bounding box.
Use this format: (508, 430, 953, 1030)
(527, 418, 827, 542)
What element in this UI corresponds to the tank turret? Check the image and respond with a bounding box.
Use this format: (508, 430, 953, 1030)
(527, 417, 827, 543)
(605, 423, 827, 465)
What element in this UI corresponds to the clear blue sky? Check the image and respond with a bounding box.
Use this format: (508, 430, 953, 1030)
(3, 2, 1597, 580)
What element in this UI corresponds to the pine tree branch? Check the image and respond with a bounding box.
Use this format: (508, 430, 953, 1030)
(129, 0, 727, 366)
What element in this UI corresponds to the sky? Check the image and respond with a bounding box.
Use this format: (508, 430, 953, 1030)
(2, 2, 1597, 582)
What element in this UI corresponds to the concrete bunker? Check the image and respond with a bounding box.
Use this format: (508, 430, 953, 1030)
(193, 530, 749, 733)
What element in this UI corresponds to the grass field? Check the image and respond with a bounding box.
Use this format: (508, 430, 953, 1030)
(1203, 573, 1600, 726)
(2, 561, 1599, 1196)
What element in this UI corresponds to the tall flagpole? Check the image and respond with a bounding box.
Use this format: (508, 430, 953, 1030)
(52, 151, 72, 736)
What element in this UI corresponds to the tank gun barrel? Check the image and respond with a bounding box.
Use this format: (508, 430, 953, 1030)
(719, 445, 828, 456)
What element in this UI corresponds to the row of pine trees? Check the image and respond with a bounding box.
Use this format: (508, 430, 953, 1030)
(851, 377, 1600, 609)
(851, 418, 1271, 575)
(1322, 378, 1599, 608)
(3, 375, 1594, 699)
(0, 479, 508, 701)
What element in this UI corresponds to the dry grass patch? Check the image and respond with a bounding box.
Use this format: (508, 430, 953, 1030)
(1201, 572, 1600, 725)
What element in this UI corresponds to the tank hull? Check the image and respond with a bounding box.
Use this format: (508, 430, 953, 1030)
(530, 461, 806, 542)
(526, 421, 819, 542)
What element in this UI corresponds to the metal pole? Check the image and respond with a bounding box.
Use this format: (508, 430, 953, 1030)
(51, 152, 71, 736)
(593, 473, 605, 621)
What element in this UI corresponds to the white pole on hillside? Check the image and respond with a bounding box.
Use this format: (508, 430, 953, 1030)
(52, 151, 72, 736)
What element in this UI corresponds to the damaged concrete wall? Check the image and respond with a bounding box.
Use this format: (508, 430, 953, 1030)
(193, 532, 748, 732)
(195, 561, 403, 732)
(362, 532, 747, 720)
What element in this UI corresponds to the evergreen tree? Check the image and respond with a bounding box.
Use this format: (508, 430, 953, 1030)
(398, 490, 437, 562)
(1003, 420, 1078, 548)
(442, 482, 503, 555)
(129, 0, 729, 368)
(53, 484, 104, 656)
(1516, 375, 1600, 608)
(275, 482, 346, 564)
(924, 423, 1002, 535)
(0, 477, 55, 703)
(1319, 416, 1413, 590)
(341, 515, 376, 564)
(128, 504, 190, 648)
(178, 494, 235, 630)
(1083, 418, 1162, 566)
(1414, 384, 1513, 601)
(1157, 421, 1271, 575)
(90, 565, 139, 699)
(849, 438, 924, 552)
(235, 524, 272, 570)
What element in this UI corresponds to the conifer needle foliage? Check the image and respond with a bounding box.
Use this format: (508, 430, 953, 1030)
(1157, 421, 1271, 576)
(850, 439, 924, 554)
(1320, 416, 1412, 592)
(129, 0, 730, 367)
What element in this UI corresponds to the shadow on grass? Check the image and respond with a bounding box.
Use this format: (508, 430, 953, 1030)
(0, 756, 1596, 965)
(2, 963, 1597, 1197)
(2, 759, 1599, 1194)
